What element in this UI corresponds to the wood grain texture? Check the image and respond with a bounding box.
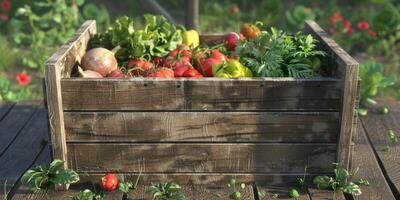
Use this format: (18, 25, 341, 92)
(0, 102, 14, 121)
(12, 187, 123, 200)
(61, 78, 341, 111)
(351, 121, 395, 200)
(64, 111, 339, 142)
(256, 185, 310, 200)
(360, 99, 400, 198)
(0, 109, 49, 196)
(307, 188, 346, 200)
(67, 143, 335, 173)
(305, 20, 359, 170)
(45, 20, 96, 190)
(0, 101, 40, 155)
(77, 173, 328, 186)
(128, 184, 255, 200)
(200, 33, 224, 46)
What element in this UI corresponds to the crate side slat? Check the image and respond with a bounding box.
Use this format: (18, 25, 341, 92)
(77, 173, 330, 185)
(67, 143, 336, 173)
(64, 111, 339, 142)
(61, 78, 341, 111)
(305, 21, 359, 170)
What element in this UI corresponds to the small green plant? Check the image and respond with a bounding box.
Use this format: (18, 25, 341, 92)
(385, 129, 399, 153)
(358, 61, 395, 115)
(145, 182, 185, 200)
(72, 189, 105, 200)
(297, 164, 308, 188)
(118, 171, 141, 200)
(313, 164, 365, 196)
(227, 177, 246, 200)
(21, 159, 79, 192)
(288, 188, 300, 198)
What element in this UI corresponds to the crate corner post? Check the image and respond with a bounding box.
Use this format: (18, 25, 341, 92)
(44, 20, 97, 191)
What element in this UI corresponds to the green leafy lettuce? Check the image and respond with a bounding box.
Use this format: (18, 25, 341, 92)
(90, 15, 182, 65)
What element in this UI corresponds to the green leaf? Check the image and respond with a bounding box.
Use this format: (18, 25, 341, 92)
(313, 176, 335, 189)
(49, 160, 64, 173)
(388, 130, 398, 143)
(50, 169, 79, 185)
(335, 167, 350, 184)
(341, 182, 362, 196)
(357, 178, 370, 186)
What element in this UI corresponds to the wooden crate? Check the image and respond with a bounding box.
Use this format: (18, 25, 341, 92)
(44, 20, 359, 189)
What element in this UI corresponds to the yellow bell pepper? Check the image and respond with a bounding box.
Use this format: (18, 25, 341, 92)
(213, 59, 253, 78)
(182, 30, 199, 48)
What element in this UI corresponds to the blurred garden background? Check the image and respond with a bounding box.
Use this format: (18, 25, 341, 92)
(0, 0, 399, 111)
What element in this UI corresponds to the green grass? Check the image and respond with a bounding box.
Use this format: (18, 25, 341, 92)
(0, 35, 17, 72)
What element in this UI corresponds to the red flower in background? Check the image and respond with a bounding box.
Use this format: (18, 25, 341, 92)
(368, 29, 377, 37)
(0, 13, 8, 21)
(230, 4, 239, 14)
(343, 20, 351, 31)
(329, 12, 343, 25)
(0, 0, 11, 12)
(333, 12, 343, 22)
(357, 21, 369, 30)
(16, 73, 30, 86)
(329, 28, 337, 34)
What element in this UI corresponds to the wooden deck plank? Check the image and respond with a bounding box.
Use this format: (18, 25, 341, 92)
(0, 101, 40, 155)
(128, 184, 255, 200)
(307, 188, 345, 200)
(360, 99, 400, 198)
(0, 108, 49, 197)
(256, 185, 310, 200)
(4, 145, 52, 199)
(12, 188, 123, 200)
(351, 121, 395, 200)
(0, 102, 15, 121)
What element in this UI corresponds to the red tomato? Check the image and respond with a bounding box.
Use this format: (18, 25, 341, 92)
(174, 65, 191, 77)
(183, 69, 203, 78)
(200, 58, 221, 77)
(148, 68, 174, 78)
(100, 173, 119, 192)
(127, 59, 154, 76)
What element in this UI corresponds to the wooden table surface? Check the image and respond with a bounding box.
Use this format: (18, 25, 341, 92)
(0, 99, 399, 200)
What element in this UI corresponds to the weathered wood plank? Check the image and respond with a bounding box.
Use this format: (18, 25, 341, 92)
(64, 111, 339, 142)
(61, 78, 341, 111)
(127, 184, 255, 200)
(307, 188, 346, 200)
(0, 109, 49, 198)
(67, 143, 335, 173)
(45, 21, 96, 191)
(351, 121, 395, 200)
(12, 187, 123, 200)
(0, 102, 14, 121)
(305, 20, 359, 170)
(360, 99, 400, 198)
(78, 173, 326, 186)
(0, 101, 40, 156)
(200, 34, 224, 46)
(256, 185, 310, 200)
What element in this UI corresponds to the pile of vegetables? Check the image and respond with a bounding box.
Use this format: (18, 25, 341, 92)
(79, 15, 326, 79)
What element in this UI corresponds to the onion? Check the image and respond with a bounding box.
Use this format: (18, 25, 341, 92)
(78, 66, 103, 78)
(107, 69, 125, 78)
(81, 47, 118, 76)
